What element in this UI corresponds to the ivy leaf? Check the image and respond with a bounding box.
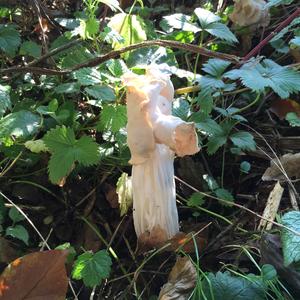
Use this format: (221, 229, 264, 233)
(19, 41, 41, 58)
(6, 225, 29, 245)
(215, 188, 234, 206)
(281, 211, 300, 266)
(0, 111, 40, 139)
(0, 24, 21, 56)
(43, 126, 100, 184)
(187, 192, 205, 207)
(85, 86, 116, 103)
(230, 131, 256, 151)
(108, 14, 147, 49)
(200, 271, 265, 300)
(0, 84, 11, 117)
(72, 250, 112, 287)
(160, 13, 200, 33)
(74, 68, 102, 86)
(97, 105, 127, 133)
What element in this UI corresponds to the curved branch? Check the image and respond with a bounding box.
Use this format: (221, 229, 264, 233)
(0, 40, 241, 76)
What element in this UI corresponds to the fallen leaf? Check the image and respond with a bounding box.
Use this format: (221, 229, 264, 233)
(258, 181, 284, 230)
(159, 256, 197, 300)
(33, 18, 51, 34)
(262, 153, 300, 181)
(269, 99, 300, 120)
(0, 250, 68, 300)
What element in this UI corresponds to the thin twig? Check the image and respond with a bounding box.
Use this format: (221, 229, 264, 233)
(0, 40, 241, 76)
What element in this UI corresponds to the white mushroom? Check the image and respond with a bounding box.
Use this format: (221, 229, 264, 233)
(123, 67, 200, 246)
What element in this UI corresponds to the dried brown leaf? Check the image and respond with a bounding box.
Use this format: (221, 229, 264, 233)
(159, 256, 197, 300)
(262, 153, 300, 181)
(0, 250, 68, 300)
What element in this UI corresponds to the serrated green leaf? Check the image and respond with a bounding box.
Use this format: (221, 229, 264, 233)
(230, 131, 256, 151)
(0, 84, 11, 117)
(202, 59, 231, 78)
(97, 105, 127, 133)
(0, 111, 40, 139)
(197, 92, 214, 116)
(108, 14, 147, 49)
(205, 22, 238, 43)
(60, 46, 93, 68)
(8, 207, 25, 223)
(187, 192, 205, 207)
(215, 188, 234, 206)
(194, 8, 221, 27)
(160, 13, 200, 33)
(72, 250, 112, 287)
(106, 59, 128, 77)
(6, 225, 29, 245)
(85, 86, 115, 103)
(74, 68, 102, 86)
(55, 82, 81, 94)
(19, 41, 41, 58)
(281, 211, 300, 266)
(0, 24, 21, 56)
(172, 98, 190, 121)
(116, 173, 132, 216)
(207, 135, 227, 154)
(200, 271, 265, 300)
(43, 126, 100, 184)
(196, 118, 224, 136)
(25, 139, 49, 153)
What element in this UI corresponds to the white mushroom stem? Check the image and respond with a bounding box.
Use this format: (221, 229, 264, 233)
(123, 67, 200, 242)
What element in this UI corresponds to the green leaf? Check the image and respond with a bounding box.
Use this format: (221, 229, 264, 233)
(55, 82, 81, 94)
(116, 173, 133, 216)
(207, 135, 227, 155)
(205, 22, 238, 43)
(200, 271, 265, 300)
(19, 41, 41, 58)
(261, 264, 277, 281)
(203, 175, 219, 191)
(215, 188, 234, 206)
(0, 84, 11, 117)
(225, 59, 300, 98)
(230, 131, 256, 151)
(281, 211, 300, 266)
(55, 242, 76, 263)
(172, 98, 190, 121)
(266, 0, 294, 8)
(106, 59, 128, 77)
(197, 92, 214, 115)
(202, 59, 231, 78)
(25, 139, 49, 153)
(60, 45, 93, 68)
(187, 192, 205, 207)
(285, 112, 300, 127)
(6, 225, 29, 245)
(160, 13, 200, 33)
(290, 36, 300, 47)
(72, 250, 112, 287)
(99, 0, 121, 11)
(0, 24, 21, 56)
(196, 118, 224, 136)
(97, 105, 127, 133)
(108, 14, 147, 49)
(8, 207, 25, 223)
(85, 86, 116, 103)
(0, 111, 40, 139)
(194, 8, 221, 27)
(74, 68, 102, 86)
(43, 126, 100, 184)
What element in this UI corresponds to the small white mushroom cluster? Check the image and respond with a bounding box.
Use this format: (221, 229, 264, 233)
(123, 67, 200, 246)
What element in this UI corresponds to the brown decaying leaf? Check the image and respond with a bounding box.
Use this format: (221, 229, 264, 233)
(262, 153, 300, 181)
(0, 250, 68, 300)
(158, 256, 197, 300)
(269, 99, 300, 120)
(258, 181, 284, 230)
